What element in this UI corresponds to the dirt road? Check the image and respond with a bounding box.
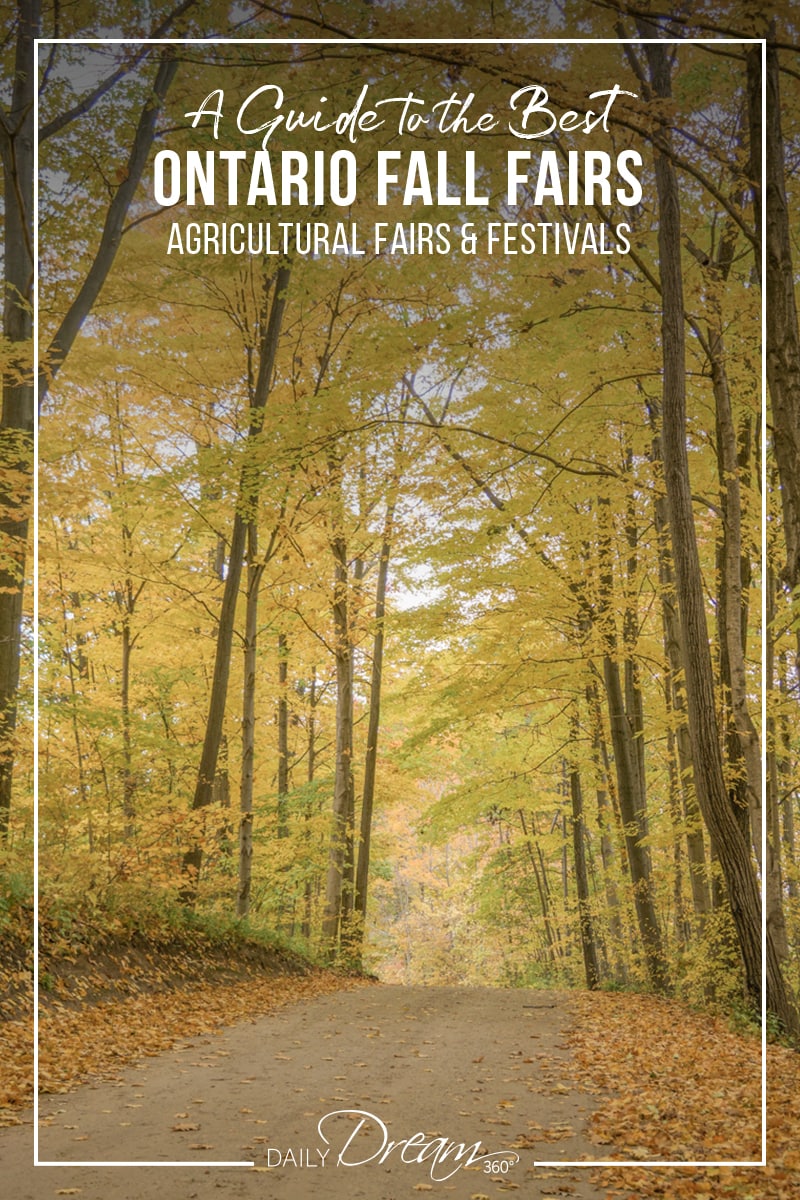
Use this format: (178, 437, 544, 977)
(1, 985, 608, 1199)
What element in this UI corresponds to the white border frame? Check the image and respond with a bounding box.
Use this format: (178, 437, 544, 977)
(31, 32, 767, 1176)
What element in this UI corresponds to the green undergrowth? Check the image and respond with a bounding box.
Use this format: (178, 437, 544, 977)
(40, 881, 316, 965)
(0, 863, 32, 935)
(0, 858, 344, 1017)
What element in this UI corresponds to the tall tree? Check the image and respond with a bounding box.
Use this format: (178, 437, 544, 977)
(642, 33, 797, 1036)
(649, 402, 711, 921)
(183, 265, 290, 899)
(757, 43, 800, 604)
(569, 714, 600, 991)
(597, 494, 670, 994)
(0, 0, 38, 834)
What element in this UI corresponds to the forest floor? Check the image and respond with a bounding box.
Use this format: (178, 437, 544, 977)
(0, 930, 797, 1200)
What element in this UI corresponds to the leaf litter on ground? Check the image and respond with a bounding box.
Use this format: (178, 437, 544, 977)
(562, 991, 798, 1200)
(0, 920, 368, 1126)
(1, 920, 796, 1200)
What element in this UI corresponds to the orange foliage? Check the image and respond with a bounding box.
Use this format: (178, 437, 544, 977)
(564, 991, 798, 1199)
(0, 959, 368, 1126)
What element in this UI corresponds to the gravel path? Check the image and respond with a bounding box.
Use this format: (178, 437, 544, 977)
(1, 985, 608, 1199)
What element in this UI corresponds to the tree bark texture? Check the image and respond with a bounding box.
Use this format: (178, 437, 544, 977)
(0, 0, 39, 835)
(756, 46, 800, 596)
(603, 654, 670, 994)
(644, 37, 797, 1036)
(597, 496, 669, 993)
(569, 735, 600, 990)
(711, 327, 762, 865)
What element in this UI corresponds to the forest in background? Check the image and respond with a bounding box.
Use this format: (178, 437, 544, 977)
(0, 0, 798, 1042)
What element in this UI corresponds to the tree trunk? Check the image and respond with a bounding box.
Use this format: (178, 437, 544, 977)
(644, 36, 797, 1036)
(40, 55, 179, 399)
(622, 468, 646, 812)
(569, 731, 600, 990)
(52, 520, 91, 845)
(649, 405, 711, 921)
(301, 668, 318, 941)
(776, 651, 797, 899)
(354, 504, 395, 929)
(322, 522, 354, 956)
(602, 653, 670, 993)
(0, 0, 38, 835)
(597, 496, 669, 993)
(665, 722, 690, 950)
(1, 31, 177, 834)
(183, 265, 290, 901)
(277, 631, 290, 838)
(766, 564, 790, 961)
(237, 522, 262, 919)
(586, 688, 627, 982)
(711, 326, 762, 864)
(120, 598, 135, 838)
(518, 809, 558, 963)
(754, 45, 800, 599)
